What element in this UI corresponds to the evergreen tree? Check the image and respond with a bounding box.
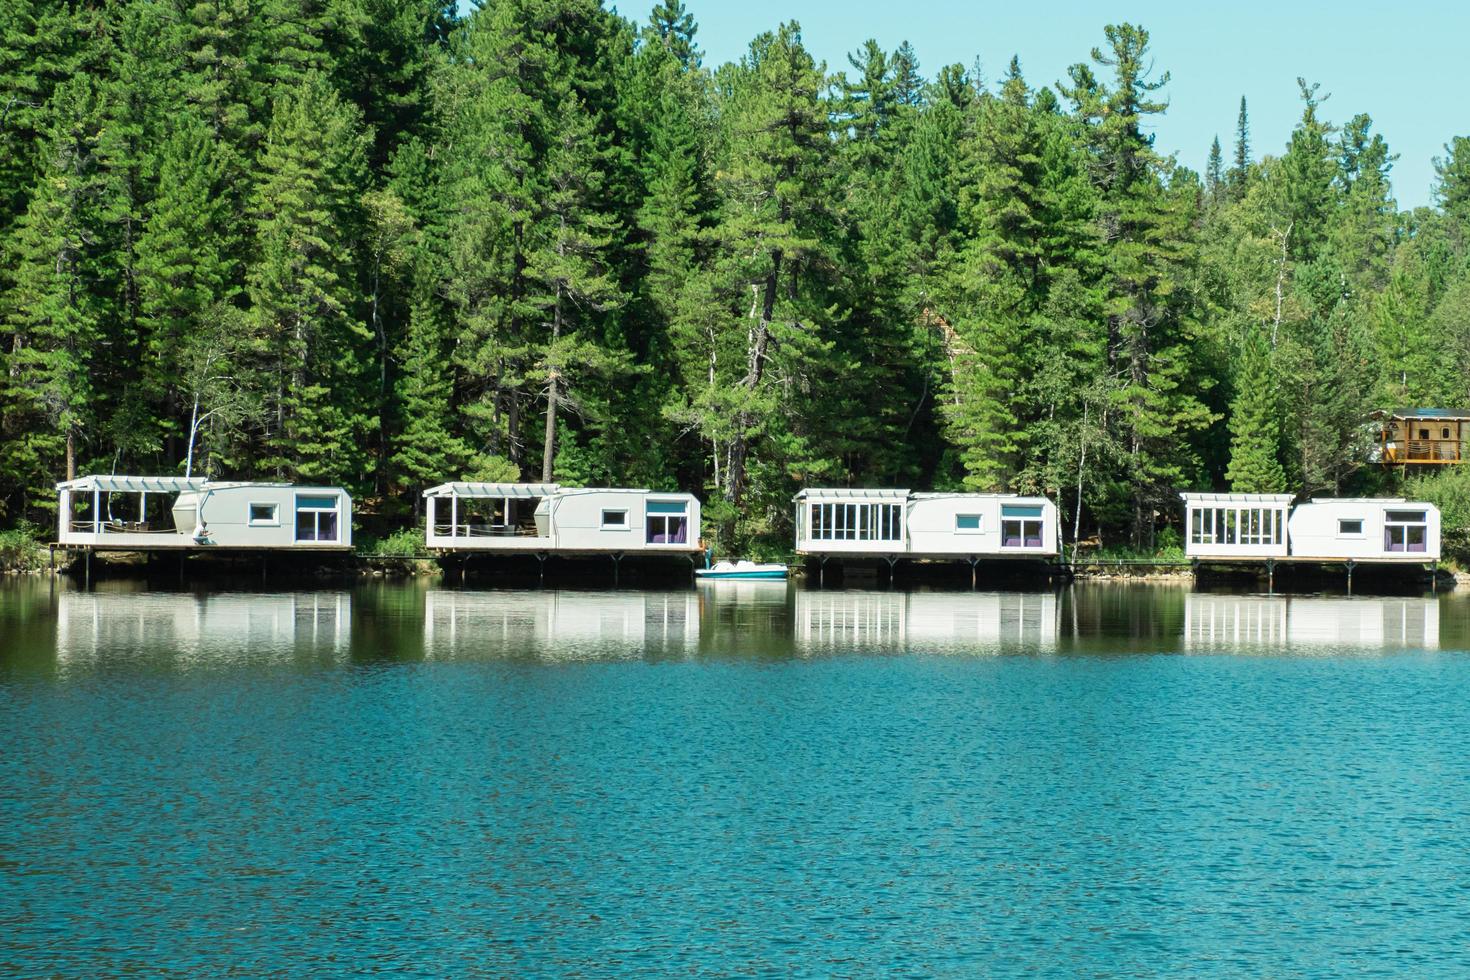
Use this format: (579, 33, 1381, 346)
(246, 71, 371, 486)
(1229, 94, 1250, 195)
(1225, 331, 1286, 492)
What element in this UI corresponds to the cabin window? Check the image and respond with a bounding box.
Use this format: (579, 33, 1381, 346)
(601, 509, 629, 530)
(646, 499, 688, 544)
(1337, 519, 1364, 537)
(249, 503, 279, 526)
(1419, 429, 1430, 440)
(1444, 428, 1453, 439)
(955, 514, 982, 533)
(1189, 506, 1284, 547)
(1000, 505, 1043, 549)
(807, 502, 902, 542)
(1384, 510, 1428, 553)
(294, 494, 339, 543)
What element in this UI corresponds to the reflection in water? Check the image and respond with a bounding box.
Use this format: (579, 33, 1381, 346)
(796, 590, 1058, 654)
(0, 581, 1462, 677)
(54, 587, 350, 670)
(424, 589, 700, 660)
(1185, 593, 1440, 651)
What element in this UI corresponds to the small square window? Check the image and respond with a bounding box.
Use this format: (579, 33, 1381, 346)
(1338, 519, 1363, 536)
(601, 509, 629, 529)
(956, 514, 982, 532)
(249, 503, 279, 526)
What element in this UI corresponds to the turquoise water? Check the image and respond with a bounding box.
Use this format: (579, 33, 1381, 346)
(4, 581, 1470, 974)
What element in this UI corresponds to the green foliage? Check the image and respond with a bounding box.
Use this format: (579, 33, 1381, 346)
(0, 523, 47, 572)
(361, 526, 425, 557)
(0, 6, 1466, 556)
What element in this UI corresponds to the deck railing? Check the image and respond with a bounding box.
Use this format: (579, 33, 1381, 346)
(431, 523, 543, 538)
(1383, 439, 1462, 463)
(68, 520, 177, 534)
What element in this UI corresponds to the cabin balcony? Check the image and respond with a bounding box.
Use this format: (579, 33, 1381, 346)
(1380, 439, 1462, 464)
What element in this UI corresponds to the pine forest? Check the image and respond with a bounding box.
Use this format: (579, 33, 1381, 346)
(4, 0, 1470, 556)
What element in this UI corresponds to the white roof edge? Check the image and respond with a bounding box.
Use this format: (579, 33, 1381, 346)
(910, 492, 1054, 502)
(1304, 497, 1408, 504)
(1179, 492, 1294, 502)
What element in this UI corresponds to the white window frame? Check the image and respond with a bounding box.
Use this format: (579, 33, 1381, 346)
(955, 513, 983, 534)
(1337, 518, 1365, 538)
(248, 502, 280, 527)
(294, 493, 341, 543)
(600, 508, 630, 531)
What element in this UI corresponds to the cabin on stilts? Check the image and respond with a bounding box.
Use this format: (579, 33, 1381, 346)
(423, 483, 702, 559)
(1181, 492, 1439, 583)
(1375, 408, 1469, 465)
(793, 488, 1060, 575)
(55, 475, 353, 551)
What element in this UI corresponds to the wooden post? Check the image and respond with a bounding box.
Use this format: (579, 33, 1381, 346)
(450, 495, 458, 538)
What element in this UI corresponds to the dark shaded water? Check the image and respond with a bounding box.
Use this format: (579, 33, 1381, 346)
(3, 580, 1470, 975)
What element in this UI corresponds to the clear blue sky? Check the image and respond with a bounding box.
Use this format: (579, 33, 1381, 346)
(662, 0, 1464, 210)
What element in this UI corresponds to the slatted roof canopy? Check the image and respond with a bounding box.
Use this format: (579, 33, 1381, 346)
(793, 488, 910, 501)
(423, 482, 561, 499)
(1180, 492, 1295, 504)
(56, 475, 207, 493)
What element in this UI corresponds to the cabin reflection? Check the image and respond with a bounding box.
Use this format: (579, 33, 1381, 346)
(1184, 593, 1439, 650)
(55, 588, 351, 664)
(795, 590, 1058, 653)
(423, 589, 699, 660)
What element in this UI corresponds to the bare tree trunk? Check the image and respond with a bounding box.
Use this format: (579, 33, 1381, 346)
(65, 428, 76, 482)
(541, 281, 563, 483)
(723, 252, 781, 517)
(1073, 403, 1089, 562)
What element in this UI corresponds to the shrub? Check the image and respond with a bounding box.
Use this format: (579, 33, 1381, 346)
(364, 528, 425, 558)
(0, 525, 48, 572)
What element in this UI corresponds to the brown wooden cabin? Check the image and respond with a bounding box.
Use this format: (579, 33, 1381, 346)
(1376, 409, 1470, 464)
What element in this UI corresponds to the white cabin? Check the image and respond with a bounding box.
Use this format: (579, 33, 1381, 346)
(1287, 498, 1439, 562)
(1181, 492, 1439, 563)
(56, 475, 352, 550)
(793, 488, 1059, 559)
(1181, 492, 1292, 560)
(424, 483, 701, 554)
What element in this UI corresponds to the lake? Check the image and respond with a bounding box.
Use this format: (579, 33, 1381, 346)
(4, 579, 1470, 975)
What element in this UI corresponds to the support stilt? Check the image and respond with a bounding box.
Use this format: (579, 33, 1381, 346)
(1346, 559, 1355, 595)
(537, 552, 547, 586)
(970, 556, 978, 590)
(885, 555, 897, 586)
(84, 549, 92, 589)
(1266, 558, 1274, 594)
(819, 556, 826, 587)
(611, 552, 624, 587)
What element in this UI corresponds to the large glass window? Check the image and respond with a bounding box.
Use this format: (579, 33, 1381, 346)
(646, 499, 688, 544)
(295, 494, 339, 543)
(1000, 505, 1043, 548)
(1189, 506, 1285, 547)
(1385, 510, 1428, 553)
(806, 502, 902, 542)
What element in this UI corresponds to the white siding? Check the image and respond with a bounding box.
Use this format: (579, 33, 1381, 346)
(1287, 500, 1440, 562)
(794, 490, 1058, 558)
